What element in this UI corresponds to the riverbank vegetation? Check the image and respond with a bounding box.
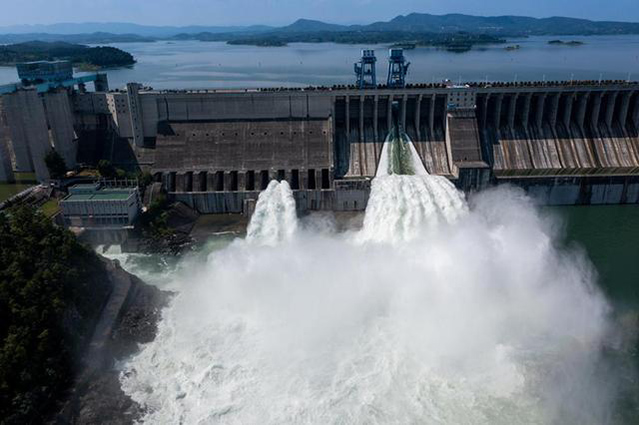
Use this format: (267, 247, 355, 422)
(0, 206, 111, 423)
(0, 41, 135, 68)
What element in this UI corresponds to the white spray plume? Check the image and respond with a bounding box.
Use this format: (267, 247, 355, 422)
(120, 150, 619, 424)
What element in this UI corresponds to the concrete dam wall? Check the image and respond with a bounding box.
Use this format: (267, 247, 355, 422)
(2, 81, 639, 212)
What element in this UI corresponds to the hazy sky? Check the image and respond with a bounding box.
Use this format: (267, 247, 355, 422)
(1, 0, 639, 27)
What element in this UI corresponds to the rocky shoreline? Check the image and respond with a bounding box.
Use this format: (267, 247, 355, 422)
(53, 259, 171, 425)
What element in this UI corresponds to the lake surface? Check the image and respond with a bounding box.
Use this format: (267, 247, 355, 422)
(1, 35, 639, 90)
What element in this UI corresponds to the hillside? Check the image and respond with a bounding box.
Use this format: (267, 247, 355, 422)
(276, 14, 639, 36)
(0, 41, 135, 69)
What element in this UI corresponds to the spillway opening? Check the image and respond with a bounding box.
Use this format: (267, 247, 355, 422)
(307, 168, 316, 189)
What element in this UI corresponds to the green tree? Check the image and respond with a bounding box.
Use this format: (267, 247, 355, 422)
(97, 159, 116, 179)
(44, 149, 67, 179)
(0, 207, 110, 423)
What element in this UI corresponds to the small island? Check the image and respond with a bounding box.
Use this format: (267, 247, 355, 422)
(548, 40, 585, 46)
(0, 41, 135, 69)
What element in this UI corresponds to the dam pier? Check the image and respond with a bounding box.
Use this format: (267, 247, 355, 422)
(2, 73, 639, 213)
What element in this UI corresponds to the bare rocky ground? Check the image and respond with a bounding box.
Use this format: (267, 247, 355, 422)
(53, 262, 171, 425)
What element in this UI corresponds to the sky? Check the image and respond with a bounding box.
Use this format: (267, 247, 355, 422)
(0, 0, 638, 27)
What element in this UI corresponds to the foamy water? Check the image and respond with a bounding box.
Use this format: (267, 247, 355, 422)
(119, 139, 617, 424)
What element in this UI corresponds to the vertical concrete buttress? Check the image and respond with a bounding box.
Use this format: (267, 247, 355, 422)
(43, 90, 77, 168)
(345, 96, 350, 140)
(429, 94, 436, 136)
(3, 91, 51, 181)
(387, 96, 393, 131)
(632, 92, 639, 128)
(493, 93, 503, 129)
(535, 93, 546, 129)
(401, 94, 408, 130)
(590, 92, 602, 128)
(563, 93, 575, 128)
(373, 95, 379, 141)
(126, 83, 145, 148)
(480, 94, 490, 129)
(549, 93, 560, 129)
(359, 95, 364, 142)
(415, 94, 423, 140)
(605, 91, 618, 128)
(576, 92, 589, 129)
(507, 94, 518, 129)
(521, 93, 532, 128)
(618, 91, 631, 126)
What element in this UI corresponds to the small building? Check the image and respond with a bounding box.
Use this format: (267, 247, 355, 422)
(17, 61, 74, 84)
(60, 183, 141, 228)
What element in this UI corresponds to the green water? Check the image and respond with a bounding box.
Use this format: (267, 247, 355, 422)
(553, 205, 639, 310)
(553, 205, 639, 422)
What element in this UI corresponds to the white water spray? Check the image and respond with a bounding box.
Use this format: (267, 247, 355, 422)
(246, 180, 298, 246)
(120, 137, 617, 424)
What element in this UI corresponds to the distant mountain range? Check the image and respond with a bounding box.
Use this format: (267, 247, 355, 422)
(0, 22, 274, 37)
(1, 13, 638, 45)
(276, 14, 639, 35)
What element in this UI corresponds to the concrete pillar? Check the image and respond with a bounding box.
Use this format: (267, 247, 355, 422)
(175, 172, 186, 193)
(562, 93, 575, 128)
(207, 172, 216, 192)
(549, 93, 560, 129)
(415, 94, 423, 140)
(359, 95, 364, 142)
(345, 96, 350, 141)
(590, 92, 603, 128)
(401, 94, 408, 130)
(163, 172, 172, 192)
(193, 171, 203, 192)
(576, 92, 589, 129)
(126, 83, 145, 148)
(43, 90, 77, 168)
(521, 93, 532, 128)
(617, 91, 631, 126)
(4, 91, 51, 181)
(632, 93, 639, 128)
(535, 93, 547, 129)
(493, 93, 504, 129)
(315, 169, 323, 190)
(387, 96, 393, 131)
(507, 94, 518, 129)
(429, 94, 436, 136)
(604, 91, 618, 128)
(480, 94, 490, 129)
(373, 95, 379, 142)
(238, 171, 247, 192)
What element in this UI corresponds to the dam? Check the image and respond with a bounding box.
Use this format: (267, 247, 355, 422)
(1, 76, 639, 213)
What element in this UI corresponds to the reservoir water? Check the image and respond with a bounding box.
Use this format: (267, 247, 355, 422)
(1, 35, 639, 89)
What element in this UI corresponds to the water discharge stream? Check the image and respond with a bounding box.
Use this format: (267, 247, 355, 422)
(119, 134, 624, 424)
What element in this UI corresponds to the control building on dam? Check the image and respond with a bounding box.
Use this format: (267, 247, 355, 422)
(2, 78, 639, 213)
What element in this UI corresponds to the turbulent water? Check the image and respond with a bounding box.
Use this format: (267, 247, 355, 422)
(119, 137, 622, 424)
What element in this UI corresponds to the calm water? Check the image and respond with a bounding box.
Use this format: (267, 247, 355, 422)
(1, 35, 639, 90)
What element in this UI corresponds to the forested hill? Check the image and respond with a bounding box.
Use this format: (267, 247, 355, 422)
(0, 41, 135, 68)
(0, 207, 112, 423)
(278, 14, 639, 36)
